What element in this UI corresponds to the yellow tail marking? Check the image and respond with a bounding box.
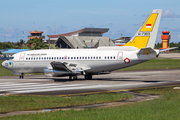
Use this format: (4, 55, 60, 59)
(124, 36, 150, 49)
(140, 13, 158, 32)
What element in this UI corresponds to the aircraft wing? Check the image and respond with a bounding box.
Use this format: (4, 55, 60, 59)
(50, 61, 89, 73)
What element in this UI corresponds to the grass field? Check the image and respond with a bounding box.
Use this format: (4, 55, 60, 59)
(120, 58, 180, 71)
(1, 87, 180, 119)
(1, 59, 180, 76)
(0, 93, 133, 113)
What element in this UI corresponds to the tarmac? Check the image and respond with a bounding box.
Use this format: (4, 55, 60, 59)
(0, 69, 180, 96)
(158, 53, 180, 59)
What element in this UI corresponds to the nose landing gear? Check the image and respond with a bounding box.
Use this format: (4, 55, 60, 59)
(19, 73, 24, 79)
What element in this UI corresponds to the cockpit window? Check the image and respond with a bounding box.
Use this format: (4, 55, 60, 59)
(9, 57, 14, 60)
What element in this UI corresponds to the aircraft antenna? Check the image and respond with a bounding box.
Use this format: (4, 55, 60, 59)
(4, 35, 6, 49)
(23, 31, 24, 51)
(33, 21, 34, 31)
(17, 34, 18, 42)
(54, 22, 56, 35)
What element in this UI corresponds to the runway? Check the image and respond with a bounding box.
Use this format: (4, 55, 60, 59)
(0, 69, 180, 95)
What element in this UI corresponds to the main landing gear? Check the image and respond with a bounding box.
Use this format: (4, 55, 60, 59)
(85, 74, 92, 80)
(69, 75, 78, 80)
(19, 73, 24, 79)
(68, 74, 93, 80)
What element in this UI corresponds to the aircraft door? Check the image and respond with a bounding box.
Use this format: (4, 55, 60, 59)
(19, 53, 26, 65)
(117, 51, 123, 63)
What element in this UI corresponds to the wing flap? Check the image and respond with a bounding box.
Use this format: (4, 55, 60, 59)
(51, 61, 71, 72)
(50, 61, 90, 74)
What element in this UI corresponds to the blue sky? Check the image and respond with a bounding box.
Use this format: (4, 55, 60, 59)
(0, 0, 180, 43)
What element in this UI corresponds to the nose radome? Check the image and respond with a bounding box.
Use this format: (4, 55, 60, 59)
(2, 61, 5, 67)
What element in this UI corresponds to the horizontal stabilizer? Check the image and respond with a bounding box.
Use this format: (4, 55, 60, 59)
(155, 47, 178, 57)
(159, 47, 178, 53)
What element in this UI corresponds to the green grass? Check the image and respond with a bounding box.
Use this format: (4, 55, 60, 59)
(2, 87, 180, 120)
(120, 58, 180, 71)
(0, 93, 133, 113)
(0, 60, 14, 76)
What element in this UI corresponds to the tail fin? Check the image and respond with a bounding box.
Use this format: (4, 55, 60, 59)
(124, 9, 162, 49)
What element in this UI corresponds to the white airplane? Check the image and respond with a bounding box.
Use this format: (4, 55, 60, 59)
(2, 9, 163, 80)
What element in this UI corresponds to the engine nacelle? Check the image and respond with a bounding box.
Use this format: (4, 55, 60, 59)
(44, 68, 82, 77)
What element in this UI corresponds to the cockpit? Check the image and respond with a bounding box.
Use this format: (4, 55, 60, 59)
(9, 57, 14, 60)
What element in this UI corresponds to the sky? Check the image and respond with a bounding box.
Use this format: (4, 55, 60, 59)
(0, 0, 180, 43)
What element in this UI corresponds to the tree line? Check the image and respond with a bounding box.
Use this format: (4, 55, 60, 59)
(0, 38, 48, 50)
(155, 42, 180, 49)
(0, 39, 180, 50)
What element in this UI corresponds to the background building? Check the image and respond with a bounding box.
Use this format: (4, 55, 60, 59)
(46, 28, 115, 49)
(113, 37, 131, 46)
(161, 31, 171, 49)
(28, 30, 45, 40)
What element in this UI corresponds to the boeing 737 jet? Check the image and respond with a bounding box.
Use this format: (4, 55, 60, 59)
(2, 9, 163, 80)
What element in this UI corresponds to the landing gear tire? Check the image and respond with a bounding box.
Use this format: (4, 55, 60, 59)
(69, 76, 77, 80)
(85, 74, 92, 80)
(73, 76, 77, 80)
(19, 73, 24, 79)
(69, 76, 72, 80)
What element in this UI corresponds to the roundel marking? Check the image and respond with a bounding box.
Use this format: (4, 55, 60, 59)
(124, 58, 130, 64)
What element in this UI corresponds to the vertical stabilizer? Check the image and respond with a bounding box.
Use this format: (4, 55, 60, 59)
(124, 9, 162, 49)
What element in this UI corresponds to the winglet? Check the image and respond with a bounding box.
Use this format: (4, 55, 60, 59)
(124, 9, 162, 49)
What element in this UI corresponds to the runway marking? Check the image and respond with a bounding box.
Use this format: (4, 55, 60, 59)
(0, 82, 156, 95)
(0, 83, 85, 91)
(0, 83, 84, 88)
(0, 79, 179, 95)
